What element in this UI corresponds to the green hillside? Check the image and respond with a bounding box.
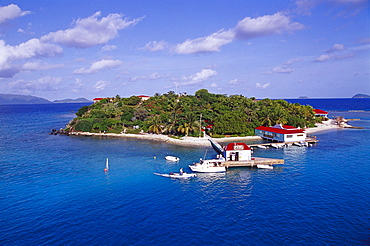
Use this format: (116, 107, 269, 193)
(67, 89, 320, 137)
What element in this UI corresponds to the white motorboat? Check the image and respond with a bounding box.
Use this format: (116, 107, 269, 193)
(154, 168, 196, 179)
(257, 145, 268, 149)
(271, 143, 284, 148)
(165, 156, 180, 162)
(189, 159, 226, 173)
(257, 164, 273, 169)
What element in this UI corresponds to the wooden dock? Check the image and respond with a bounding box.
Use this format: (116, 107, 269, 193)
(248, 137, 319, 148)
(222, 157, 284, 168)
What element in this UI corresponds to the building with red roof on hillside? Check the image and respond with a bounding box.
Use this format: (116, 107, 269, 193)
(313, 109, 328, 118)
(255, 124, 306, 142)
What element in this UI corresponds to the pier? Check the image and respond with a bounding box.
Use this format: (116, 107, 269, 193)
(222, 157, 284, 168)
(248, 137, 319, 148)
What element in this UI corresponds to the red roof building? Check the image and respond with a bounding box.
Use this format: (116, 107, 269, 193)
(93, 97, 105, 103)
(255, 124, 306, 142)
(138, 95, 150, 101)
(224, 143, 252, 161)
(313, 109, 328, 117)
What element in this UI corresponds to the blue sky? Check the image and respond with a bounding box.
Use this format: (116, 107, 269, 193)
(0, 0, 369, 100)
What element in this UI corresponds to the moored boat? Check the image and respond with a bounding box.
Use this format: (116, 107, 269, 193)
(257, 164, 273, 169)
(154, 168, 196, 179)
(165, 156, 180, 162)
(189, 159, 226, 173)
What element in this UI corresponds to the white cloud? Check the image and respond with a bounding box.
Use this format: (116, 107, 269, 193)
(228, 79, 241, 85)
(210, 83, 218, 88)
(0, 39, 63, 78)
(180, 68, 217, 86)
(315, 52, 355, 62)
(101, 45, 118, 51)
(327, 44, 345, 53)
(41, 12, 143, 48)
(128, 72, 164, 82)
(284, 58, 304, 65)
(295, 0, 368, 16)
(172, 12, 304, 54)
(141, 40, 167, 51)
(256, 82, 270, 89)
(73, 59, 123, 74)
(173, 30, 234, 54)
(22, 61, 64, 71)
(8, 76, 62, 94)
(0, 4, 31, 24)
(315, 54, 334, 62)
(93, 80, 110, 91)
(269, 66, 295, 74)
(149, 72, 162, 80)
(234, 12, 305, 40)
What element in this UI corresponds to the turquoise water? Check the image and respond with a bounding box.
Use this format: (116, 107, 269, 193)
(0, 101, 369, 245)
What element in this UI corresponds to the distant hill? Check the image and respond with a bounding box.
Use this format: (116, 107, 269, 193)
(352, 94, 370, 98)
(53, 98, 91, 103)
(0, 94, 51, 105)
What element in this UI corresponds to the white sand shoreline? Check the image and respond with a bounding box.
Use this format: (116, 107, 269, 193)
(67, 119, 344, 146)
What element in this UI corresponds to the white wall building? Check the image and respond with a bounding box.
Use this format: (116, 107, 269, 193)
(255, 124, 306, 142)
(224, 143, 252, 161)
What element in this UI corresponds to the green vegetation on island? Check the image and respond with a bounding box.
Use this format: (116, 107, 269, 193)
(67, 89, 322, 137)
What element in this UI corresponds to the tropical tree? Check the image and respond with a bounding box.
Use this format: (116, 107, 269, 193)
(148, 115, 164, 134)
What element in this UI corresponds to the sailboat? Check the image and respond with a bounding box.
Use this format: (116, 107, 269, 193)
(104, 158, 109, 172)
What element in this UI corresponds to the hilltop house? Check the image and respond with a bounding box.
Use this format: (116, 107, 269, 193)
(138, 95, 150, 101)
(224, 143, 252, 161)
(93, 97, 105, 103)
(314, 109, 328, 118)
(255, 124, 306, 142)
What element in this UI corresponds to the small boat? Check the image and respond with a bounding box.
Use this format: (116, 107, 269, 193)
(257, 164, 273, 169)
(257, 145, 268, 149)
(104, 158, 109, 172)
(189, 158, 226, 173)
(165, 156, 180, 162)
(154, 168, 196, 179)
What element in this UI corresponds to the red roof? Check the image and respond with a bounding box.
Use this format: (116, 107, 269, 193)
(138, 95, 150, 98)
(314, 109, 328, 115)
(225, 143, 251, 151)
(255, 126, 305, 134)
(93, 98, 105, 101)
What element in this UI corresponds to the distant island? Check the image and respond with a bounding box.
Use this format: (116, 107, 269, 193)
(0, 94, 51, 105)
(53, 98, 91, 103)
(352, 94, 370, 98)
(0, 94, 91, 105)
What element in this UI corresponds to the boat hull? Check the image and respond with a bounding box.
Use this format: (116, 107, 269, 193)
(154, 173, 196, 178)
(165, 156, 180, 162)
(189, 165, 226, 173)
(257, 164, 273, 169)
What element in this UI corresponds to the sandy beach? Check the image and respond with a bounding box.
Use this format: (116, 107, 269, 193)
(68, 119, 345, 146)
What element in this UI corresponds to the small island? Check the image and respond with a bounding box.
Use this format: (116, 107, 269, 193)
(64, 89, 324, 140)
(352, 93, 370, 98)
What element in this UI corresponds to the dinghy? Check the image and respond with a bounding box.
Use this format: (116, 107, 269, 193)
(257, 164, 273, 169)
(165, 156, 180, 162)
(154, 168, 196, 179)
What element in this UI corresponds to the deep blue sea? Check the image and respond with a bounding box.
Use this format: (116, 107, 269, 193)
(0, 99, 369, 245)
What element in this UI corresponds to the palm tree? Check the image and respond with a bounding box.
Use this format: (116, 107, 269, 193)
(177, 113, 199, 136)
(148, 115, 163, 134)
